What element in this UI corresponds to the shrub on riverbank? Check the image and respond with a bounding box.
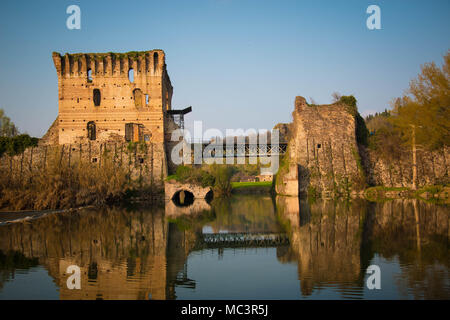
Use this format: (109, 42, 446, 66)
(167, 165, 215, 187)
(211, 165, 233, 197)
(167, 164, 234, 197)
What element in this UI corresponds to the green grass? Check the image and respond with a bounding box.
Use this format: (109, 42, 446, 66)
(231, 181, 272, 189)
(166, 174, 177, 181)
(416, 185, 445, 196)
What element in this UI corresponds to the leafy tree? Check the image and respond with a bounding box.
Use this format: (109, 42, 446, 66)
(0, 134, 38, 157)
(0, 108, 19, 137)
(391, 51, 450, 150)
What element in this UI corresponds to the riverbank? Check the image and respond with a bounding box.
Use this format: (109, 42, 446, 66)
(231, 181, 272, 194)
(364, 185, 450, 203)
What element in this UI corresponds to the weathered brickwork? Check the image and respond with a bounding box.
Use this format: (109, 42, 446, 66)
(35, 50, 182, 183)
(49, 50, 172, 145)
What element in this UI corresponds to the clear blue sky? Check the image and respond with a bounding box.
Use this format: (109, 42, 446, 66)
(0, 0, 449, 137)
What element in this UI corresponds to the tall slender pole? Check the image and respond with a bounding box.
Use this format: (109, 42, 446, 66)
(411, 125, 417, 190)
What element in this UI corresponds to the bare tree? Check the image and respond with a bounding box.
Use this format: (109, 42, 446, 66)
(331, 92, 342, 103)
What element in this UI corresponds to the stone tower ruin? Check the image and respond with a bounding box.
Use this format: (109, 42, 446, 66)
(43, 49, 173, 145)
(38, 49, 184, 184)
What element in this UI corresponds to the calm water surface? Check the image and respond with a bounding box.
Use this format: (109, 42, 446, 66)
(0, 195, 448, 300)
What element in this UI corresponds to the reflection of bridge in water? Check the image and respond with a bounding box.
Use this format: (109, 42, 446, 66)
(196, 232, 289, 249)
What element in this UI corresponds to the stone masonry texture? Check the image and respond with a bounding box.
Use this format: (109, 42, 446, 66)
(276, 96, 365, 197)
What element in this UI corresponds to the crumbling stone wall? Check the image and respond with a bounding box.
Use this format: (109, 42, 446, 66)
(39, 116, 59, 146)
(276, 96, 365, 197)
(0, 141, 168, 188)
(363, 146, 449, 187)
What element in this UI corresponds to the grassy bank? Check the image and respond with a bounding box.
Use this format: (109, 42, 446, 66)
(364, 185, 449, 203)
(231, 181, 273, 194)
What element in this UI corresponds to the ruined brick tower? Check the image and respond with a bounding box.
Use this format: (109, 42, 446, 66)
(43, 50, 173, 145)
(38, 49, 183, 183)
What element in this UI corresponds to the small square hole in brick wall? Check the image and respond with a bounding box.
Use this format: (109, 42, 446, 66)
(92, 158, 98, 163)
(317, 144, 321, 149)
(139, 158, 144, 164)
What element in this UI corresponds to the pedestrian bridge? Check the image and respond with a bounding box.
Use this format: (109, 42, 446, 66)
(189, 142, 288, 158)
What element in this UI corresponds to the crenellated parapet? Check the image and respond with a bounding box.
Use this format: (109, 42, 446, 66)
(52, 50, 166, 78)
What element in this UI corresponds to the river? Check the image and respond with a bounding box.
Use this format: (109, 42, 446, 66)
(0, 195, 448, 299)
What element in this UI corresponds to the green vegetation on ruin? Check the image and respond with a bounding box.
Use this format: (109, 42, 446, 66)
(338, 95, 369, 147)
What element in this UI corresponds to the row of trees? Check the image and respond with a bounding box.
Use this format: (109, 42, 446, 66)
(365, 51, 449, 188)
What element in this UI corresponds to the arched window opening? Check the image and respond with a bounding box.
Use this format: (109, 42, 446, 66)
(145, 94, 149, 105)
(128, 68, 134, 83)
(87, 69, 93, 82)
(93, 89, 101, 106)
(153, 52, 158, 72)
(87, 121, 96, 140)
